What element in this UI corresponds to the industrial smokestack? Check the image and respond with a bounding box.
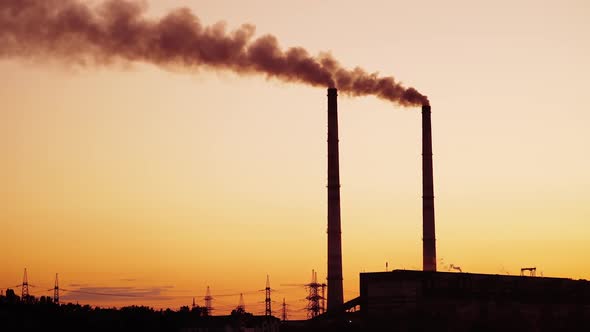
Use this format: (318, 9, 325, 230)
(327, 87, 344, 311)
(422, 104, 437, 271)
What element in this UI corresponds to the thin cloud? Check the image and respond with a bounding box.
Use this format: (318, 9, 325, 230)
(67, 283, 89, 287)
(60, 285, 175, 303)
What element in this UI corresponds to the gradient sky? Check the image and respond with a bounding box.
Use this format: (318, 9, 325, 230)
(1, 0, 589, 319)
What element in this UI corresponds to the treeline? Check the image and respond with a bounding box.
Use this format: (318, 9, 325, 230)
(0, 288, 222, 332)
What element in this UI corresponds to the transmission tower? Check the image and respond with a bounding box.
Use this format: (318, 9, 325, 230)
(192, 297, 196, 309)
(305, 270, 325, 318)
(281, 298, 287, 321)
(236, 293, 245, 312)
(53, 273, 59, 304)
(21, 268, 30, 303)
(204, 286, 213, 316)
(265, 275, 272, 316)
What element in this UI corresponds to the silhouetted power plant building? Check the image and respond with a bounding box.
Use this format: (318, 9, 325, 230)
(326, 87, 344, 311)
(359, 270, 590, 331)
(294, 99, 590, 332)
(421, 105, 436, 272)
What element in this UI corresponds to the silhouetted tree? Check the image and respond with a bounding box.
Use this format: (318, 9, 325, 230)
(4, 289, 19, 304)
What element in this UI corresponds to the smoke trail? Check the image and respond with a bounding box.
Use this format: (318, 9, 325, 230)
(0, 0, 428, 106)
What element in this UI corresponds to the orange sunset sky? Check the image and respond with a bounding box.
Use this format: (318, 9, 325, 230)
(1, 0, 589, 319)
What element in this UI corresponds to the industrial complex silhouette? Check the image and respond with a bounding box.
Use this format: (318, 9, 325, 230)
(4, 89, 590, 332)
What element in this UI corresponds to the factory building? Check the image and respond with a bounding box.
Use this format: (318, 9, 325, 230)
(359, 270, 590, 331)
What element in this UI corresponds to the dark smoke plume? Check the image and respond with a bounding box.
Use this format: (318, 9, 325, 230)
(0, 0, 428, 106)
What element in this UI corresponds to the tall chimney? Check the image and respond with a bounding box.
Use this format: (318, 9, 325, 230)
(422, 104, 437, 271)
(327, 87, 344, 310)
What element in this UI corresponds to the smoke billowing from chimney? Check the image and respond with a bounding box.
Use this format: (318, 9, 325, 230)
(0, 0, 428, 107)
